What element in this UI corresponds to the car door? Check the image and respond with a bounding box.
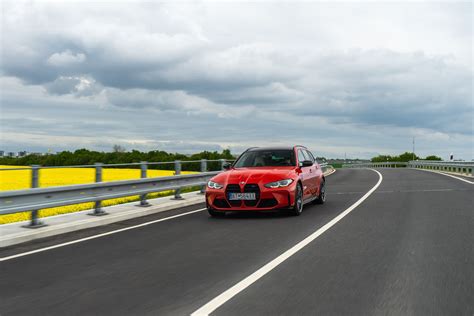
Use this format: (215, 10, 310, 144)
(297, 149, 314, 199)
(305, 150, 320, 194)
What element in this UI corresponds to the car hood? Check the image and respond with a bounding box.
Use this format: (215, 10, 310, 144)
(211, 167, 297, 185)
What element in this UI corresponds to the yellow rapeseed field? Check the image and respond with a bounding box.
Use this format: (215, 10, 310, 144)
(0, 165, 195, 224)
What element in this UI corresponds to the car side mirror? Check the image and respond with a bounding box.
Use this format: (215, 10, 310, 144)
(301, 160, 313, 167)
(223, 163, 231, 170)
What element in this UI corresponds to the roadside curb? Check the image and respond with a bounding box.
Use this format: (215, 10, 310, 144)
(411, 168, 474, 184)
(418, 169, 473, 178)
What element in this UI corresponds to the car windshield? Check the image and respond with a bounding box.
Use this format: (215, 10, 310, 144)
(233, 150, 296, 167)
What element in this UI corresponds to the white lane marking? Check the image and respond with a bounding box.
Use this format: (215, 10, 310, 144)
(0, 208, 206, 262)
(413, 168, 474, 184)
(332, 188, 469, 195)
(191, 169, 383, 316)
(376, 188, 460, 193)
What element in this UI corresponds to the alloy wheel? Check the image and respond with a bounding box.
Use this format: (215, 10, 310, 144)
(320, 182, 326, 202)
(296, 185, 303, 213)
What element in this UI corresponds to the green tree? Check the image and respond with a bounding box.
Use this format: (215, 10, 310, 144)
(425, 155, 442, 161)
(397, 152, 420, 162)
(0, 148, 236, 169)
(371, 155, 394, 163)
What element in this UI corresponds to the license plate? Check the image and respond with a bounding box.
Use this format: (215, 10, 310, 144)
(228, 192, 256, 200)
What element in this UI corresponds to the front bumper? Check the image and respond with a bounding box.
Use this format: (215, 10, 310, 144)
(206, 184, 296, 211)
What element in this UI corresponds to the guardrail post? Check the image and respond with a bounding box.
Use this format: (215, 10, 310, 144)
(137, 161, 151, 207)
(89, 163, 107, 216)
(172, 160, 183, 200)
(200, 159, 207, 194)
(23, 165, 46, 228)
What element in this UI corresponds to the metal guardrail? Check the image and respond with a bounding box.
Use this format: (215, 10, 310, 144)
(408, 161, 473, 176)
(342, 162, 407, 168)
(0, 159, 231, 228)
(342, 160, 473, 176)
(0, 172, 220, 216)
(320, 163, 334, 175)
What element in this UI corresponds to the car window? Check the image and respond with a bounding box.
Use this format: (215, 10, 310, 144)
(302, 150, 312, 161)
(234, 150, 296, 167)
(305, 150, 315, 163)
(298, 149, 310, 166)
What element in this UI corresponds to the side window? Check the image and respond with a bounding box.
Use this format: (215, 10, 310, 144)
(305, 150, 315, 163)
(297, 149, 306, 165)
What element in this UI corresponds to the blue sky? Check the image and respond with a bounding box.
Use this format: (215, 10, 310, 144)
(0, 1, 472, 159)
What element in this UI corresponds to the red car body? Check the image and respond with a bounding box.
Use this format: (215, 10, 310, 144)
(206, 146, 326, 216)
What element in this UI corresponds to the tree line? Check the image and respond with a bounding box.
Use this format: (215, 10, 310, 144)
(0, 148, 235, 172)
(371, 152, 442, 163)
(0, 148, 443, 169)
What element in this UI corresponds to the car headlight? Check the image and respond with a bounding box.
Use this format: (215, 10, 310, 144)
(207, 180, 224, 189)
(264, 179, 293, 188)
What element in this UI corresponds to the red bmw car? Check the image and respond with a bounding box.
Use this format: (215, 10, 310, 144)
(206, 145, 326, 217)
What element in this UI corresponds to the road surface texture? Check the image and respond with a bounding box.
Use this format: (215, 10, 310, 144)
(1, 168, 472, 315)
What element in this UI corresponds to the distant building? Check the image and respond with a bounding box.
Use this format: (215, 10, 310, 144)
(7, 152, 16, 158)
(0, 150, 4, 157)
(18, 151, 28, 157)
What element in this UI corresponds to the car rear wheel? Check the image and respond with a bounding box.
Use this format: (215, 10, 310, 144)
(314, 180, 326, 204)
(208, 207, 226, 217)
(290, 183, 304, 216)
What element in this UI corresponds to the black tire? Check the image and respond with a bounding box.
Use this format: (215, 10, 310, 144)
(289, 183, 304, 216)
(314, 180, 326, 204)
(208, 207, 226, 217)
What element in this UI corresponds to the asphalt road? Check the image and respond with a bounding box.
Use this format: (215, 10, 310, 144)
(1, 168, 472, 315)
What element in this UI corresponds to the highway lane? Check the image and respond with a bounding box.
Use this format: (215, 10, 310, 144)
(215, 168, 474, 315)
(1, 168, 377, 315)
(1, 168, 472, 315)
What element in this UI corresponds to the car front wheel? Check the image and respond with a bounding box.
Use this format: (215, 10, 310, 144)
(290, 183, 304, 216)
(314, 180, 326, 204)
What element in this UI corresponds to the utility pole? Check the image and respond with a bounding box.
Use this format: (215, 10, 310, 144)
(412, 136, 415, 161)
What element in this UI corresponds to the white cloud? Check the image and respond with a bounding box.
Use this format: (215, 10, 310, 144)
(47, 50, 86, 66)
(45, 76, 102, 96)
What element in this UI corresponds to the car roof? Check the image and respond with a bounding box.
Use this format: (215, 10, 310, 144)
(246, 145, 307, 152)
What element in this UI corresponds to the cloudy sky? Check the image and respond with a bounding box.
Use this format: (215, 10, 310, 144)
(1, 0, 472, 159)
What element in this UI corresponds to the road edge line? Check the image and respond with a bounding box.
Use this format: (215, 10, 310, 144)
(0, 208, 206, 262)
(191, 169, 383, 316)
